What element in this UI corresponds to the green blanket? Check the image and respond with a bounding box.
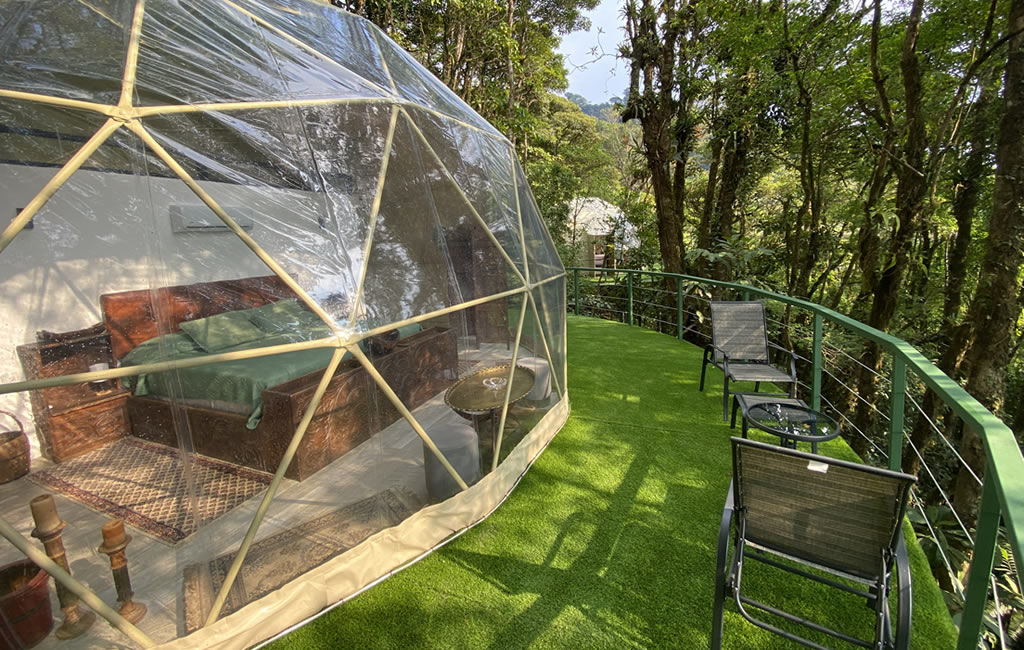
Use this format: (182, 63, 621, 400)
(120, 324, 422, 430)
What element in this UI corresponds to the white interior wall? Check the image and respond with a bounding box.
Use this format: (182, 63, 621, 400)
(0, 163, 312, 445)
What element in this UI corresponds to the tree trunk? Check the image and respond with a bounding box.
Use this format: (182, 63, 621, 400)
(851, 0, 928, 454)
(621, 0, 690, 275)
(943, 78, 995, 331)
(697, 129, 723, 265)
(952, 0, 1024, 522)
(713, 129, 748, 281)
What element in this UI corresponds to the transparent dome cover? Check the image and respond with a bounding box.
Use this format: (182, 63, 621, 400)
(0, 1, 567, 647)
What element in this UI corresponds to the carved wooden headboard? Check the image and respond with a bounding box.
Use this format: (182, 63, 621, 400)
(100, 275, 295, 360)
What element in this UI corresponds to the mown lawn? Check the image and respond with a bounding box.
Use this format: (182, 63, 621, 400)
(271, 315, 957, 649)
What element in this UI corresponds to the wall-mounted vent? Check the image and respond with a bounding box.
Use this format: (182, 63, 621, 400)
(170, 205, 254, 233)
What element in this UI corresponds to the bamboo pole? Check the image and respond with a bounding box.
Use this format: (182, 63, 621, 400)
(365, 21, 399, 95)
(220, 0, 395, 99)
(75, 0, 124, 28)
(0, 279, 551, 396)
(358, 285, 528, 340)
(0, 516, 155, 648)
(398, 108, 528, 289)
(533, 272, 567, 288)
(204, 348, 348, 626)
(118, 0, 146, 108)
(133, 96, 387, 117)
(347, 344, 469, 490)
(0, 119, 122, 254)
(402, 104, 506, 143)
(348, 106, 400, 324)
(127, 121, 337, 328)
(0, 89, 114, 116)
(510, 148, 531, 285)
(491, 297, 529, 473)
(131, 96, 507, 142)
(0, 337, 336, 396)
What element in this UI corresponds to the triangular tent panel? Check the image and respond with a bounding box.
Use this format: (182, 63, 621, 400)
(229, 0, 396, 94)
(0, 0, 129, 104)
(515, 162, 565, 283)
(135, 1, 386, 106)
(140, 104, 400, 324)
(371, 28, 498, 134)
(0, 101, 115, 189)
(359, 111, 524, 329)
(532, 281, 567, 398)
(407, 107, 526, 279)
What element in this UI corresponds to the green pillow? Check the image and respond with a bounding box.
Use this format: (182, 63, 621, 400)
(179, 310, 269, 352)
(246, 299, 325, 335)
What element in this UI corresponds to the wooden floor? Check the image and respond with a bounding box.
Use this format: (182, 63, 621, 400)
(0, 343, 516, 648)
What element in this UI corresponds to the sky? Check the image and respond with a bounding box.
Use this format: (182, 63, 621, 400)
(556, 0, 627, 104)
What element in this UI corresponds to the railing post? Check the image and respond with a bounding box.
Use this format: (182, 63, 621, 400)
(889, 356, 905, 472)
(957, 471, 1001, 650)
(677, 277, 684, 340)
(627, 271, 634, 326)
(811, 313, 822, 411)
(573, 269, 580, 316)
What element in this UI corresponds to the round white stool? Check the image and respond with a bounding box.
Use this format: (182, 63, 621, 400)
(423, 423, 480, 501)
(516, 356, 552, 403)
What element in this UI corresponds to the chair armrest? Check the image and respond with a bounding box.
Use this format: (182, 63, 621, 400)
(716, 482, 736, 575)
(767, 342, 797, 379)
(895, 527, 912, 650)
(706, 344, 731, 373)
(712, 481, 737, 650)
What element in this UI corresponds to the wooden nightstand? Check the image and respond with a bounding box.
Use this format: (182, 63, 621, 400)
(17, 332, 129, 462)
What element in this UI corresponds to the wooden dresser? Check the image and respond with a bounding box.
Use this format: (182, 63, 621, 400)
(17, 332, 129, 462)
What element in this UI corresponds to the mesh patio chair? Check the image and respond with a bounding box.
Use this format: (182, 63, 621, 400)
(712, 438, 916, 649)
(699, 301, 797, 421)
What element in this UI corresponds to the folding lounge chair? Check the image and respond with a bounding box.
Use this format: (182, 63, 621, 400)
(712, 437, 916, 649)
(699, 301, 797, 421)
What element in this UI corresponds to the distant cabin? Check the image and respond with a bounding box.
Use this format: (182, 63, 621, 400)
(568, 197, 639, 268)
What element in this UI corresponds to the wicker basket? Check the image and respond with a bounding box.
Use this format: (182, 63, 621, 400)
(0, 410, 29, 484)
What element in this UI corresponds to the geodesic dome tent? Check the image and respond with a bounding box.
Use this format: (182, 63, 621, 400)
(0, 1, 567, 647)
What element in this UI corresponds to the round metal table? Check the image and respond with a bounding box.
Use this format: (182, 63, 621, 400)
(444, 364, 536, 467)
(744, 402, 839, 454)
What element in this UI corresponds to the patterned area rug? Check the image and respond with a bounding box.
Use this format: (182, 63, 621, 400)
(182, 487, 419, 632)
(29, 438, 272, 544)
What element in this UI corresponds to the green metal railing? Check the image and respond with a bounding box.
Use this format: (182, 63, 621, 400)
(569, 267, 1024, 649)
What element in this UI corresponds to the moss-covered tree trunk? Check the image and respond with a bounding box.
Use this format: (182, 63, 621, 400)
(851, 0, 927, 457)
(620, 0, 687, 275)
(953, 0, 1024, 522)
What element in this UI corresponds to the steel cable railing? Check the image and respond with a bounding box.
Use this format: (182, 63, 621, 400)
(569, 266, 1024, 649)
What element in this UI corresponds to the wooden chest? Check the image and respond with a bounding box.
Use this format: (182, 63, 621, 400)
(17, 333, 129, 462)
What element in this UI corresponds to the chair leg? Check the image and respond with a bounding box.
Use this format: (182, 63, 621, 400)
(722, 376, 730, 421)
(730, 397, 738, 429)
(894, 531, 912, 650)
(700, 350, 709, 392)
(753, 381, 760, 394)
(711, 484, 735, 650)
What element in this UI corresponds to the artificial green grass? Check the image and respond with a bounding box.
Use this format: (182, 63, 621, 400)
(270, 315, 958, 649)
